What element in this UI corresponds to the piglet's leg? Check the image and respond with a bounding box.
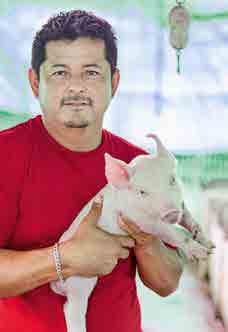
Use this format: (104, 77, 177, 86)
(148, 219, 212, 261)
(179, 205, 200, 235)
(179, 205, 214, 250)
(64, 276, 97, 332)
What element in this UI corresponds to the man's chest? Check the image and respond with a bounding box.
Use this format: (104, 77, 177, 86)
(10, 154, 107, 250)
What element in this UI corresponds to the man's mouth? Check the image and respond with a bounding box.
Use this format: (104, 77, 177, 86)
(64, 102, 89, 106)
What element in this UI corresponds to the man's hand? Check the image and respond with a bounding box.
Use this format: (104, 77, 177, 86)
(60, 198, 135, 278)
(118, 213, 183, 296)
(118, 214, 160, 254)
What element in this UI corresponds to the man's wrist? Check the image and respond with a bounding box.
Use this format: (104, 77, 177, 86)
(134, 235, 162, 255)
(52, 243, 65, 285)
(58, 240, 81, 279)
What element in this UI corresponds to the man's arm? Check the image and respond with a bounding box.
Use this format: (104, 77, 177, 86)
(0, 247, 58, 297)
(0, 200, 134, 298)
(134, 238, 183, 296)
(118, 217, 184, 297)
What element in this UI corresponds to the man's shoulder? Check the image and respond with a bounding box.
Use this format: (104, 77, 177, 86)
(104, 129, 149, 162)
(0, 116, 37, 184)
(0, 116, 36, 163)
(0, 116, 34, 147)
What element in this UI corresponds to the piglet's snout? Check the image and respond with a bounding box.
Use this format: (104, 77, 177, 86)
(161, 205, 184, 224)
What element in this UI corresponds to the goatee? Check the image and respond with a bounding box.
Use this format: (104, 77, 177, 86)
(64, 121, 89, 129)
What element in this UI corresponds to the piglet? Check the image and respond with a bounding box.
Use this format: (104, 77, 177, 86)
(51, 134, 214, 332)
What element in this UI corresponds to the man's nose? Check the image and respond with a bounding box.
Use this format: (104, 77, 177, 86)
(67, 75, 87, 93)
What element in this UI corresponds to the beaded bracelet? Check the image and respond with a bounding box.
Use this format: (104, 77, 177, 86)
(53, 242, 65, 285)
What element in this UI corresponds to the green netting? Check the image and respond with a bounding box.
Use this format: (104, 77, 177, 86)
(176, 153, 228, 186)
(192, 11, 228, 21)
(0, 111, 31, 130)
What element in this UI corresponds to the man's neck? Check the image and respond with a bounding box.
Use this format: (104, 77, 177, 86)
(41, 116, 103, 152)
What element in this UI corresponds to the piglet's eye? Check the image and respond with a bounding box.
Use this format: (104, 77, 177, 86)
(139, 189, 148, 196)
(169, 176, 176, 186)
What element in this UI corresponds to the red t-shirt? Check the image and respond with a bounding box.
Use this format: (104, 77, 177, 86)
(0, 115, 149, 332)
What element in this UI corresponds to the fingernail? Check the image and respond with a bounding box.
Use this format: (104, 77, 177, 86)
(118, 215, 125, 227)
(94, 194, 103, 205)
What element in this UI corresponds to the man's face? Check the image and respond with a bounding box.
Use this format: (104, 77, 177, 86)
(30, 37, 119, 129)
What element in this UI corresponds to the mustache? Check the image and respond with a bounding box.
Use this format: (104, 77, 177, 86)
(61, 96, 92, 106)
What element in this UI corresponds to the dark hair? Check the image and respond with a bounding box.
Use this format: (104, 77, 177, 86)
(31, 9, 118, 80)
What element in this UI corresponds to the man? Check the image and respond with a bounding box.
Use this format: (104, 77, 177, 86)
(0, 9, 183, 332)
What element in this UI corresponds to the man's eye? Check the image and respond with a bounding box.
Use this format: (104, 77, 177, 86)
(87, 70, 99, 77)
(169, 176, 176, 186)
(52, 71, 66, 77)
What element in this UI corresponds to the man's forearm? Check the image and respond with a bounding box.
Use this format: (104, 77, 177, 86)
(134, 237, 184, 297)
(0, 247, 58, 298)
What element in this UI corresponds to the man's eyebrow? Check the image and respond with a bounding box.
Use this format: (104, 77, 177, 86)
(83, 64, 102, 69)
(50, 64, 68, 69)
(50, 64, 102, 69)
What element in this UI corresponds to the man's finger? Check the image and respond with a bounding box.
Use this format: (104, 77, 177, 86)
(136, 234, 153, 246)
(118, 216, 153, 245)
(113, 234, 135, 248)
(118, 215, 142, 235)
(84, 195, 103, 224)
(118, 248, 130, 259)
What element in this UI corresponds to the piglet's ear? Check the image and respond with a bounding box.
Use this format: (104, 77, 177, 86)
(104, 153, 132, 189)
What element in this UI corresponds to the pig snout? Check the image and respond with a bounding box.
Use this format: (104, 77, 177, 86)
(161, 205, 184, 225)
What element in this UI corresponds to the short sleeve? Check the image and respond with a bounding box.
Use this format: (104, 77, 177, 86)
(0, 125, 30, 247)
(0, 186, 19, 247)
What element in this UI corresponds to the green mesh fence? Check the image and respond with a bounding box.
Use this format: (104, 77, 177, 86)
(0, 111, 31, 130)
(176, 153, 228, 186)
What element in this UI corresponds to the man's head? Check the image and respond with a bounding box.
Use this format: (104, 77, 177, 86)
(28, 10, 120, 129)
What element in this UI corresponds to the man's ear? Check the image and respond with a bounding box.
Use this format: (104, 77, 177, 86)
(111, 68, 120, 97)
(28, 68, 39, 97)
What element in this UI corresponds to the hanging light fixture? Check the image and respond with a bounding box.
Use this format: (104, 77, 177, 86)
(169, 0, 190, 74)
